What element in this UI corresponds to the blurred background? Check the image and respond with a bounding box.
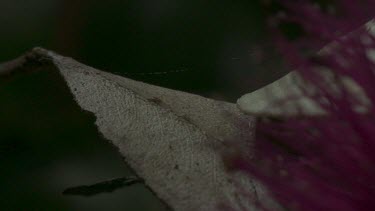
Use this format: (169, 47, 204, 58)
(0, 0, 288, 210)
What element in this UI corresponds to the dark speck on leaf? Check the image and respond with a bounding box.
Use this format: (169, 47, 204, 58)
(149, 97, 163, 105)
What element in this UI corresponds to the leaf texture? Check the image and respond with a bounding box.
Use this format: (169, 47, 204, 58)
(0, 48, 275, 211)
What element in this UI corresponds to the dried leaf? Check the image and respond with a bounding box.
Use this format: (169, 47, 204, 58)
(0, 48, 273, 210)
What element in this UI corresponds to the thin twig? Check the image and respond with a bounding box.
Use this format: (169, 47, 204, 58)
(62, 176, 144, 197)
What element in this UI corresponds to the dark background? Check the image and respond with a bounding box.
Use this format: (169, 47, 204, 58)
(0, 1, 288, 210)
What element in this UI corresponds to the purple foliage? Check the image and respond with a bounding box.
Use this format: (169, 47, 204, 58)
(229, 1, 375, 210)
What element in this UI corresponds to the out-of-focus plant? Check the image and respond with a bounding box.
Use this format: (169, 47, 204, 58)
(229, 1, 375, 210)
